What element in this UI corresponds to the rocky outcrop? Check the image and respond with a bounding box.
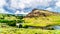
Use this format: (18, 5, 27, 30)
(25, 9, 56, 18)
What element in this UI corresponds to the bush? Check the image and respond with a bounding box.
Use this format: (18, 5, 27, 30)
(23, 25, 29, 28)
(0, 19, 16, 26)
(0, 19, 8, 23)
(19, 24, 23, 28)
(17, 20, 24, 23)
(17, 16, 23, 19)
(0, 18, 24, 26)
(7, 20, 16, 26)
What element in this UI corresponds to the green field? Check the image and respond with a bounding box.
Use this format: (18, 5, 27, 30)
(0, 24, 60, 34)
(0, 15, 60, 34)
(0, 10, 60, 34)
(23, 15, 60, 27)
(1, 27, 60, 34)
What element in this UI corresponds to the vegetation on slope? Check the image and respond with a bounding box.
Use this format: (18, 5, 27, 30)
(0, 14, 24, 26)
(23, 9, 60, 27)
(0, 9, 60, 34)
(0, 23, 60, 34)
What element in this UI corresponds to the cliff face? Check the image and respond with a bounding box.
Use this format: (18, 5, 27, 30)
(25, 9, 57, 18)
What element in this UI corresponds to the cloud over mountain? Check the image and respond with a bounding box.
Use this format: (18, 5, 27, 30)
(0, 0, 60, 14)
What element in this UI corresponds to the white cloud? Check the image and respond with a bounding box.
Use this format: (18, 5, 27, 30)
(9, 0, 52, 9)
(56, 1, 60, 7)
(45, 7, 53, 11)
(0, 8, 9, 13)
(18, 3, 25, 9)
(15, 10, 28, 14)
(0, 0, 9, 14)
(10, 0, 33, 9)
(8, 0, 53, 14)
(32, 0, 52, 7)
(10, 0, 19, 9)
(15, 10, 20, 14)
(0, 0, 58, 14)
(0, 0, 6, 7)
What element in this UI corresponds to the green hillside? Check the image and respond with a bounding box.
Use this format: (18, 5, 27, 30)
(1, 9, 60, 34)
(0, 14, 24, 26)
(23, 9, 60, 27)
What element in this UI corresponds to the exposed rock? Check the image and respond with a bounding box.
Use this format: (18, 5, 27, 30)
(24, 9, 57, 18)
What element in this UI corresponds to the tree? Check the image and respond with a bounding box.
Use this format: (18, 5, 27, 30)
(7, 20, 16, 26)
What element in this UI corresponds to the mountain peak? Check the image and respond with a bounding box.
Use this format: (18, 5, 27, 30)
(25, 9, 58, 18)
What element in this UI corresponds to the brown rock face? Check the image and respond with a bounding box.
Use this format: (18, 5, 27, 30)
(24, 9, 58, 18)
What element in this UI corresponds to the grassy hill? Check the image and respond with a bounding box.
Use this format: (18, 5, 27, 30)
(0, 14, 24, 26)
(1, 9, 60, 34)
(23, 9, 60, 27)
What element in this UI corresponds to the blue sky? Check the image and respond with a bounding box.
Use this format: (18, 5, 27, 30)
(0, 0, 60, 14)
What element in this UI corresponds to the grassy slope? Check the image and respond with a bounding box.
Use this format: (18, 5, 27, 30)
(0, 16, 60, 34)
(23, 9, 60, 27)
(0, 10, 60, 34)
(23, 15, 60, 27)
(0, 14, 17, 20)
(1, 28, 60, 34)
(0, 23, 60, 34)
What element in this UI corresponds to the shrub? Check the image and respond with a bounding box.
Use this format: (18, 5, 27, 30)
(7, 20, 16, 26)
(0, 19, 8, 23)
(23, 25, 29, 28)
(19, 24, 23, 28)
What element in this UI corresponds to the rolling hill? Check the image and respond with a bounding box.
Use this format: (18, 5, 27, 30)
(1, 9, 60, 34)
(23, 9, 60, 27)
(25, 9, 59, 17)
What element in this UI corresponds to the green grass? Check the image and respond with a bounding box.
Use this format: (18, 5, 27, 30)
(0, 23, 60, 34)
(0, 15, 60, 34)
(0, 13, 60, 34)
(1, 27, 60, 34)
(23, 15, 60, 27)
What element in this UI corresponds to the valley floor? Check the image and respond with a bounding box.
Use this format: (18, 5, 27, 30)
(1, 27, 60, 34)
(0, 23, 60, 34)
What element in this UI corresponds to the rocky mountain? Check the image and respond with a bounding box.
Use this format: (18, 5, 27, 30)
(23, 9, 60, 27)
(25, 9, 59, 18)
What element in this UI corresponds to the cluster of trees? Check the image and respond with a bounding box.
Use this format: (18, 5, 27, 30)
(0, 14, 24, 26)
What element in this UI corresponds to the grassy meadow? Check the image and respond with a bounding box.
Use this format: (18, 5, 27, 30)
(0, 23, 60, 34)
(23, 15, 60, 27)
(0, 10, 60, 34)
